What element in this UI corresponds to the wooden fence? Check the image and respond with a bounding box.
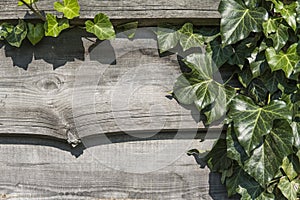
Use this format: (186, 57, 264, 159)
(0, 0, 238, 199)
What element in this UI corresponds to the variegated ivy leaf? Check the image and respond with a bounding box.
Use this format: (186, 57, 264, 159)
(272, 0, 297, 31)
(278, 176, 300, 200)
(54, 0, 80, 19)
(265, 43, 300, 78)
(27, 23, 44, 45)
(44, 13, 69, 37)
(0, 23, 13, 40)
(219, 0, 268, 45)
(173, 53, 235, 123)
(5, 20, 27, 47)
(228, 95, 292, 155)
(85, 13, 115, 40)
(243, 120, 294, 186)
(157, 26, 180, 53)
(18, 0, 38, 6)
(179, 23, 205, 51)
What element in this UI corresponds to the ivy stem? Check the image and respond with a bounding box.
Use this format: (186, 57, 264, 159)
(223, 73, 236, 85)
(267, 93, 271, 105)
(19, 0, 46, 21)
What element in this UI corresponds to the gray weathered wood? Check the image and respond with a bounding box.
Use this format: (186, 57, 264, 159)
(0, 28, 223, 144)
(0, 137, 234, 200)
(0, 0, 221, 25)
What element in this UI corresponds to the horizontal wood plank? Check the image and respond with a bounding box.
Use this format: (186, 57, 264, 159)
(0, 137, 236, 199)
(0, 0, 221, 25)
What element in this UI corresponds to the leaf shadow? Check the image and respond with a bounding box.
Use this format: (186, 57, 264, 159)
(4, 28, 85, 70)
(88, 39, 116, 65)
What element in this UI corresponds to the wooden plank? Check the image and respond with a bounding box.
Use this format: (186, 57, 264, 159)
(0, 28, 225, 145)
(0, 136, 235, 199)
(0, 0, 221, 25)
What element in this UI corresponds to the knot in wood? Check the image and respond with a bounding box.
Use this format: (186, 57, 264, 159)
(36, 75, 63, 93)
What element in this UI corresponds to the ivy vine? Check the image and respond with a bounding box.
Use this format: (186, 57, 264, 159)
(157, 0, 300, 199)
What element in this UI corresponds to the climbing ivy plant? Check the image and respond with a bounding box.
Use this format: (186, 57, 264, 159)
(157, 0, 300, 199)
(0, 0, 117, 47)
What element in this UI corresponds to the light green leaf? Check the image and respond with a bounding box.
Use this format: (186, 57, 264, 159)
(157, 26, 180, 53)
(281, 156, 298, 181)
(219, 0, 268, 45)
(85, 13, 115, 40)
(266, 43, 300, 78)
(54, 0, 80, 19)
(5, 20, 27, 48)
(117, 21, 138, 39)
(27, 23, 44, 45)
(244, 120, 294, 186)
(18, 0, 38, 6)
(210, 39, 234, 67)
(0, 23, 14, 40)
(228, 95, 292, 155)
(274, 0, 297, 31)
(268, 24, 289, 52)
(291, 121, 300, 149)
(262, 18, 277, 36)
(179, 23, 205, 51)
(44, 13, 69, 37)
(278, 176, 299, 200)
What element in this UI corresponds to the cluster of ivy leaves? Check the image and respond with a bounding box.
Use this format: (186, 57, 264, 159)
(157, 0, 300, 199)
(0, 0, 116, 47)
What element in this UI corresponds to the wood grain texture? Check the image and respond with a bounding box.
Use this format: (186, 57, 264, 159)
(0, 137, 235, 200)
(0, 0, 221, 25)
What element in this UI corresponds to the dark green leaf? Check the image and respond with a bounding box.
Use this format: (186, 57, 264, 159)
(44, 14, 69, 37)
(219, 0, 268, 45)
(265, 43, 300, 78)
(226, 165, 264, 198)
(210, 39, 234, 67)
(247, 79, 269, 105)
(157, 26, 180, 53)
(54, 0, 80, 19)
(205, 139, 232, 172)
(27, 23, 44, 46)
(5, 20, 27, 48)
(278, 176, 300, 200)
(228, 95, 292, 155)
(85, 13, 115, 40)
(244, 120, 294, 186)
(179, 23, 204, 51)
(238, 65, 254, 87)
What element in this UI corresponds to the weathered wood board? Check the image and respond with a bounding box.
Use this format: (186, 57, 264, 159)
(0, 27, 236, 199)
(0, 0, 221, 25)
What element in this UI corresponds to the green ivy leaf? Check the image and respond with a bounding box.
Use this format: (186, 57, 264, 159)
(278, 176, 300, 200)
(205, 139, 232, 172)
(262, 18, 277, 36)
(179, 23, 205, 51)
(0, 23, 14, 40)
(291, 121, 300, 149)
(18, 0, 38, 6)
(243, 120, 294, 186)
(260, 70, 284, 94)
(268, 24, 289, 52)
(265, 43, 300, 78)
(219, 0, 268, 45)
(85, 13, 115, 40)
(173, 53, 234, 123)
(44, 14, 69, 37)
(237, 186, 274, 200)
(226, 165, 264, 198)
(210, 39, 234, 67)
(157, 26, 180, 53)
(5, 20, 27, 48)
(273, 0, 297, 31)
(27, 23, 44, 46)
(228, 95, 292, 155)
(54, 0, 80, 19)
(281, 156, 299, 181)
